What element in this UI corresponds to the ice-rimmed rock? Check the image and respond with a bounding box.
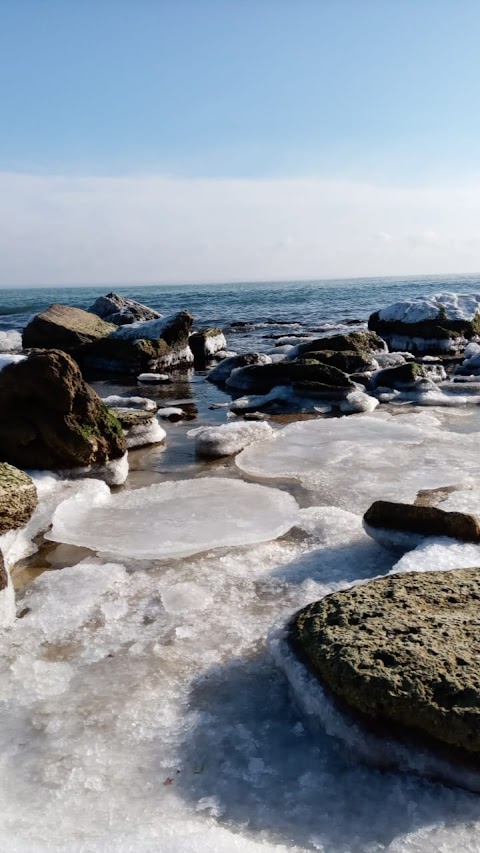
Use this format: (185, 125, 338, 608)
(288, 568, 480, 762)
(188, 421, 273, 458)
(226, 360, 355, 398)
(369, 292, 480, 353)
(291, 331, 386, 360)
(88, 292, 161, 325)
(102, 394, 157, 412)
(207, 352, 272, 385)
(48, 477, 300, 559)
(189, 328, 227, 363)
(137, 372, 170, 384)
(236, 411, 480, 513)
(363, 500, 480, 552)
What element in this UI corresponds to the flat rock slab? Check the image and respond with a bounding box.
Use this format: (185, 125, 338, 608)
(290, 568, 480, 759)
(0, 463, 37, 535)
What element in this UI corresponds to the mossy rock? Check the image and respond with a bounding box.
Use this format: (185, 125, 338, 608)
(228, 359, 355, 394)
(290, 568, 480, 758)
(0, 463, 37, 535)
(22, 304, 115, 351)
(109, 408, 156, 427)
(374, 362, 428, 388)
(304, 350, 376, 374)
(296, 331, 385, 357)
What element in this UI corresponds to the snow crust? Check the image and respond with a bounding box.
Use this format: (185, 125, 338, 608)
(124, 419, 166, 449)
(64, 451, 129, 486)
(188, 422, 274, 458)
(138, 372, 170, 383)
(48, 478, 300, 559)
(237, 411, 480, 513)
(102, 394, 158, 411)
(110, 314, 177, 340)
(157, 406, 185, 419)
(203, 332, 227, 356)
(378, 291, 480, 323)
(0, 330, 22, 352)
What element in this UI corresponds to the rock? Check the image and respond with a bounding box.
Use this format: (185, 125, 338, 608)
(82, 311, 194, 373)
(108, 408, 156, 428)
(0, 550, 7, 592)
(0, 463, 38, 534)
(189, 328, 227, 363)
(157, 407, 185, 421)
(363, 500, 480, 545)
(304, 350, 377, 374)
(0, 349, 126, 470)
(207, 352, 272, 385)
(294, 331, 386, 358)
(88, 292, 161, 325)
(137, 373, 170, 384)
(289, 568, 480, 759)
(226, 359, 355, 397)
(368, 293, 480, 354)
(189, 421, 273, 458)
(22, 304, 115, 352)
(102, 395, 157, 412)
(373, 362, 429, 389)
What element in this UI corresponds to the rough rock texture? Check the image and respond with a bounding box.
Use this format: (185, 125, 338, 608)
(0, 463, 37, 535)
(226, 359, 355, 395)
(364, 500, 480, 543)
(0, 550, 7, 591)
(0, 350, 126, 469)
(369, 312, 479, 343)
(295, 331, 386, 358)
(290, 568, 480, 758)
(304, 350, 376, 374)
(22, 304, 115, 352)
(88, 292, 161, 325)
(108, 407, 156, 427)
(189, 328, 226, 362)
(82, 310, 194, 373)
(374, 362, 428, 389)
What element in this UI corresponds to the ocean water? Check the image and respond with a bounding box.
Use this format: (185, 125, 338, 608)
(3, 275, 480, 853)
(2, 272, 480, 336)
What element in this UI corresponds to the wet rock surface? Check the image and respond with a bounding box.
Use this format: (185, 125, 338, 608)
(363, 500, 480, 543)
(290, 568, 480, 758)
(0, 463, 38, 535)
(0, 349, 126, 469)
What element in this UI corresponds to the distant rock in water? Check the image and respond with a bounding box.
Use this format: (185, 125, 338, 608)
(368, 292, 480, 354)
(88, 292, 161, 325)
(289, 568, 480, 761)
(0, 349, 126, 471)
(22, 303, 116, 351)
(0, 463, 37, 535)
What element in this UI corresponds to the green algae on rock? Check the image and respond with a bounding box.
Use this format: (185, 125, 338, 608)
(290, 568, 480, 758)
(0, 463, 37, 535)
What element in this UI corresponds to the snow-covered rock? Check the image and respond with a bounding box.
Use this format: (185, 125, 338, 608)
(189, 421, 274, 458)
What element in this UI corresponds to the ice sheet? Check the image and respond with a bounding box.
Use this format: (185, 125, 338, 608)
(48, 478, 300, 559)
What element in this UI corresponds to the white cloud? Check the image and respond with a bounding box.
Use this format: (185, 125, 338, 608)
(0, 172, 480, 285)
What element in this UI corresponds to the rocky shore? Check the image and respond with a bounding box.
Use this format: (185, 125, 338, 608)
(3, 287, 480, 848)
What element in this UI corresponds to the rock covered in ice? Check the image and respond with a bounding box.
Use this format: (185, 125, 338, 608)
(377, 292, 480, 324)
(124, 418, 166, 449)
(339, 390, 379, 413)
(0, 330, 22, 352)
(363, 499, 480, 552)
(48, 477, 300, 559)
(237, 411, 480, 513)
(207, 352, 272, 385)
(157, 406, 185, 421)
(111, 314, 183, 341)
(88, 292, 161, 325)
(189, 328, 227, 361)
(189, 421, 274, 458)
(137, 372, 170, 384)
(102, 394, 158, 411)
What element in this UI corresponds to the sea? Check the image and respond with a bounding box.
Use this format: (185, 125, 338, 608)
(2, 274, 480, 853)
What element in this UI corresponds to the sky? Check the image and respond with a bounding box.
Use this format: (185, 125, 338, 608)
(1, 0, 480, 286)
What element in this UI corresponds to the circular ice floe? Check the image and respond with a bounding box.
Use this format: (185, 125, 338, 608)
(47, 477, 300, 559)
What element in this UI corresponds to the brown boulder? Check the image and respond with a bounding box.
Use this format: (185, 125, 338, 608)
(363, 500, 480, 543)
(22, 304, 115, 352)
(0, 350, 126, 470)
(0, 463, 37, 534)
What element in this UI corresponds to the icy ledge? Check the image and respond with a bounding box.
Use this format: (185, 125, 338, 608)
(47, 477, 300, 559)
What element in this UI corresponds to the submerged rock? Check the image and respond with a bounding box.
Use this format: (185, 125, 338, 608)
(0, 349, 126, 470)
(289, 568, 480, 759)
(0, 463, 38, 535)
(88, 292, 161, 325)
(363, 499, 480, 550)
(22, 304, 115, 352)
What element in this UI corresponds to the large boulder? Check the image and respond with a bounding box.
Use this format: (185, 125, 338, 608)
(294, 331, 386, 358)
(368, 293, 480, 354)
(81, 311, 194, 373)
(290, 568, 480, 759)
(0, 349, 126, 470)
(22, 304, 115, 352)
(373, 362, 429, 389)
(303, 350, 377, 374)
(0, 463, 37, 534)
(363, 499, 480, 550)
(88, 292, 161, 325)
(227, 358, 355, 397)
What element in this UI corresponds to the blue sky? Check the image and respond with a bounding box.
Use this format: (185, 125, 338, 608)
(1, 1, 480, 284)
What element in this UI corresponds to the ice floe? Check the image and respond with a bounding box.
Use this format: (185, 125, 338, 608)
(236, 411, 480, 513)
(188, 422, 274, 458)
(47, 478, 300, 559)
(0, 330, 22, 352)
